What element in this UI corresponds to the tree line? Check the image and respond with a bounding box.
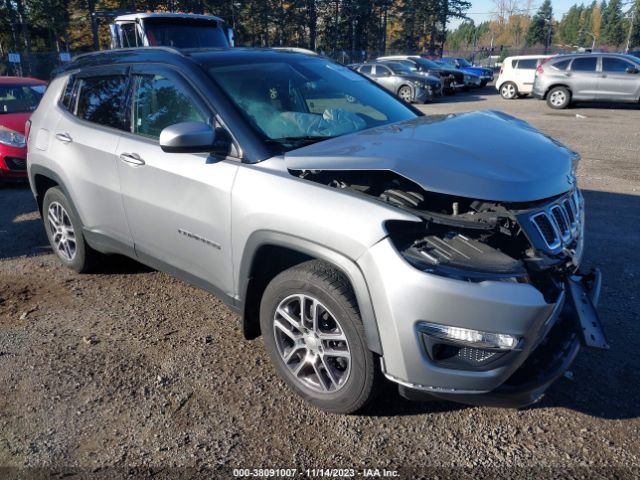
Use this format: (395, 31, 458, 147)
(0, 0, 473, 58)
(447, 0, 640, 55)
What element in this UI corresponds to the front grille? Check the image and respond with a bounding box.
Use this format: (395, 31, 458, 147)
(528, 190, 582, 251)
(4, 157, 26, 171)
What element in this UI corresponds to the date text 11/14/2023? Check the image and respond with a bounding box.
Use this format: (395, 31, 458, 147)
(232, 468, 400, 477)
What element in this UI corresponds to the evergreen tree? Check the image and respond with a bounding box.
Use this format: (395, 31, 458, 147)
(526, 0, 553, 46)
(601, 0, 625, 46)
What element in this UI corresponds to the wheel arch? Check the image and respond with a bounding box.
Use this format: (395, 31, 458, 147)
(237, 231, 383, 354)
(545, 83, 572, 99)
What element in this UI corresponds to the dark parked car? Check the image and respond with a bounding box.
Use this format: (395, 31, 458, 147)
(353, 62, 442, 103)
(532, 53, 640, 109)
(440, 57, 494, 87)
(377, 55, 466, 94)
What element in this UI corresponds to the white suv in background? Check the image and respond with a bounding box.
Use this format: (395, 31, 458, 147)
(496, 55, 551, 99)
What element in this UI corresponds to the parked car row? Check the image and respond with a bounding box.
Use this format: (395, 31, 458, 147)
(496, 52, 640, 109)
(349, 55, 495, 103)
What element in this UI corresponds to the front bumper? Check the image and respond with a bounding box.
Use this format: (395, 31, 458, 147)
(358, 239, 605, 407)
(0, 146, 28, 181)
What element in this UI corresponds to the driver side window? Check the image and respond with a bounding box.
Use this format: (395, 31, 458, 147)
(131, 74, 206, 139)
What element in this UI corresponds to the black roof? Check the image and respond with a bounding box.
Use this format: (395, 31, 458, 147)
(55, 47, 323, 77)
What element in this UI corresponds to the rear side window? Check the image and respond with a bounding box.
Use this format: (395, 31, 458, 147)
(60, 76, 76, 111)
(602, 57, 635, 73)
(75, 75, 129, 130)
(516, 59, 537, 69)
(359, 65, 373, 74)
(571, 57, 597, 72)
(551, 59, 571, 71)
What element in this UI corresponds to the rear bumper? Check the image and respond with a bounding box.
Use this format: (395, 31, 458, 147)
(532, 84, 546, 99)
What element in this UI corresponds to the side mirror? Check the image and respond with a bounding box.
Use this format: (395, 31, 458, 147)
(159, 122, 215, 153)
(626, 66, 639, 74)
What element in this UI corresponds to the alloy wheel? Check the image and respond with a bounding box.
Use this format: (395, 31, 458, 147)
(501, 83, 516, 99)
(398, 87, 412, 102)
(272, 293, 351, 393)
(550, 90, 566, 107)
(47, 201, 77, 261)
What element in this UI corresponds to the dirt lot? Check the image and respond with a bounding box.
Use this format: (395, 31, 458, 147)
(1, 88, 639, 479)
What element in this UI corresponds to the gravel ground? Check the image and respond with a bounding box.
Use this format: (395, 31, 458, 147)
(1, 87, 639, 479)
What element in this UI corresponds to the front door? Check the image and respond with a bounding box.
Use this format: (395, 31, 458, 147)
(598, 56, 640, 100)
(116, 66, 239, 296)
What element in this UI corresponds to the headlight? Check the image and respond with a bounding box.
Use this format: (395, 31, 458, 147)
(413, 80, 424, 88)
(395, 228, 528, 283)
(0, 127, 26, 148)
(464, 74, 471, 82)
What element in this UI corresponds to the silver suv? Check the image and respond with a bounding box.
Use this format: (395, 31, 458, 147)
(533, 53, 640, 109)
(28, 48, 607, 413)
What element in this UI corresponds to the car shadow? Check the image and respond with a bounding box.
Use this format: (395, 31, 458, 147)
(1, 183, 638, 420)
(0, 183, 152, 274)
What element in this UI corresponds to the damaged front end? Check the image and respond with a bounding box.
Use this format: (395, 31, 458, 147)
(295, 168, 608, 407)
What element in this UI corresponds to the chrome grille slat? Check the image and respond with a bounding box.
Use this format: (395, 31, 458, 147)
(529, 190, 583, 251)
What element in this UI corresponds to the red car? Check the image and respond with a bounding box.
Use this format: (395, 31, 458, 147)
(0, 77, 47, 182)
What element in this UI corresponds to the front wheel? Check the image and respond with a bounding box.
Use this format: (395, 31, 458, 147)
(547, 86, 571, 109)
(260, 260, 376, 414)
(397, 85, 413, 103)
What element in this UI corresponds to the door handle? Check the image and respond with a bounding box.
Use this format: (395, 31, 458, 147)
(119, 152, 145, 166)
(55, 133, 72, 143)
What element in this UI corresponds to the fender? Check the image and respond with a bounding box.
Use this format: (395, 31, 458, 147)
(237, 230, 383, 354)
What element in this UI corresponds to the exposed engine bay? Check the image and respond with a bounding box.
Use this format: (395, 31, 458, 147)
(296, 169, 582, 297)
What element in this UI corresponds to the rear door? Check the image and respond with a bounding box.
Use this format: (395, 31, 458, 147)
(598, 56, 640, 100)
(568, 56, 599, 99)
(372, 65, 396, 92)
(513, 58, 538, 93)
(50, 67, 133, 253)
(115, 64, 238, 295)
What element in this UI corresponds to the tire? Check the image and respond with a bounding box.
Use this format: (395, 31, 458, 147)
(397, 85, 413, 103)
(42, 187, 100, 273)
(444, 78, 456, 94)
(260, 260, 376, 414)
(500, 81, 518, 99)
(547, 86, 571, 109)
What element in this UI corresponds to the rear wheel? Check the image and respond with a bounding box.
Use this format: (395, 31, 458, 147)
(260, 260, 376, 414)
(547, 86, 571, 109)
(500, 81, 518, 99)
(397, 85, 413, 103)
(42, 187, 100, 272)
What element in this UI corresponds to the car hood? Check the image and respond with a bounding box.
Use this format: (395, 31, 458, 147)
(284, 110, 578, 203)
(462, 66, 491, 76)
(401, 74, 440, 85)
(0, 112, 31, 134)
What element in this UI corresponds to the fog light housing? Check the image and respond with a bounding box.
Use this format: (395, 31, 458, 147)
(418, 322, 520, 350)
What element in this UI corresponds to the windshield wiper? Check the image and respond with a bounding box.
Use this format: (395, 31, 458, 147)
(267, 135, 336, 146)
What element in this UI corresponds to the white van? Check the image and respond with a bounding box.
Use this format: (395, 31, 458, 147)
(496, 55, 552, 99)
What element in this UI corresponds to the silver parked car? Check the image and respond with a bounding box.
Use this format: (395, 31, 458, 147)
(533, 53, 640, 109)
(352, 62, 442, 102)
(28, 48, 607, 414)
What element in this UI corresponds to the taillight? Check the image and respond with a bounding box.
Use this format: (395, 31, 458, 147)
(25, 119, 32, 143)
(536, 64, 544, 75)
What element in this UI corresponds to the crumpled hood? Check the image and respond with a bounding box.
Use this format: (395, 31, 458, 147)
(285, 110, 578, 202)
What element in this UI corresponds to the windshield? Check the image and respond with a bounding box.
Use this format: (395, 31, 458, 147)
(456, 58, 472, 67)
(413, 58, 443, 69)
(143, 18, 229, 48)
(207, 57, 417, 150)
(0, 84, 45, 114)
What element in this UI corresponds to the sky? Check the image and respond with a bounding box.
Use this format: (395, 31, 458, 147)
(449, 0, 580, 29)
